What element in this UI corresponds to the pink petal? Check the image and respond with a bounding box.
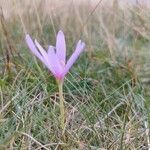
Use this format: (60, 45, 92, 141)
(25, 35, 44, 62)
(56, 30, 66, 66)
(35, 40, 47, 59)
(63, 40, 85, 76)
(26, 35, 56, 76)
(34, 40, 56, 75)
(34, 39, 50, 63)
(48, 46, 64, 79)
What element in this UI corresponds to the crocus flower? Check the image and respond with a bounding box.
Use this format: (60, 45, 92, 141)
(25, 31, 85, 81)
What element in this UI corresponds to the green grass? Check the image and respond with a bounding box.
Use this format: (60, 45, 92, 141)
(0, 1, 150, 149)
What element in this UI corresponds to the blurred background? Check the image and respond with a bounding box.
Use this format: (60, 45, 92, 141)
(0, 0, 150, 149)
(0, 0, 149, 91)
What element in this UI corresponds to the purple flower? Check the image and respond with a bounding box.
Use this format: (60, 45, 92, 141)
(25, 31, 85, 81)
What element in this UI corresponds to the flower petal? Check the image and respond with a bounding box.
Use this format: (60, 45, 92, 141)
(48, 46, 64, 79)
(56, 30, 66, 66)
(34, 39, 49, 62)
(63, 40, 85, 76)
(35, 40, 47, 57)
(25, 34, 44, 62)
(34, 40, 57, 75)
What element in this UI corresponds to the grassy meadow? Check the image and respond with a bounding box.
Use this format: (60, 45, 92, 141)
(0, 0, 150, 149)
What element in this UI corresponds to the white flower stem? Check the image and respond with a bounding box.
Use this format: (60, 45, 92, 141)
(58, 80, 65, 131)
